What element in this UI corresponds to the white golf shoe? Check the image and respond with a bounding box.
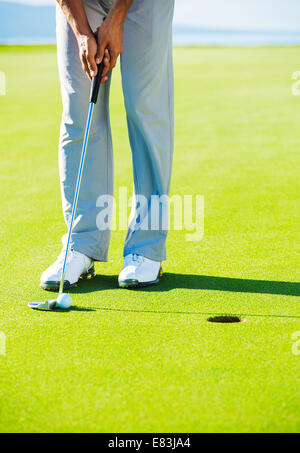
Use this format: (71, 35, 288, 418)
(118, 254, 163, 288)
(40, 249, 95, 291)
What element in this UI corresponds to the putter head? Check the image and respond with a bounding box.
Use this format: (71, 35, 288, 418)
(28, 299, 57, 310)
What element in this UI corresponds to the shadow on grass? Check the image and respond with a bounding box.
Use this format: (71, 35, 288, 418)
(93, 307, 300, 320)
(32, 305, 299, 319)
(71, 273, 300, 297)
(31, 306, 96, 313)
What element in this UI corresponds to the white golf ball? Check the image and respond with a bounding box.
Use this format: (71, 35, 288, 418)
(57, 293, 72, 309)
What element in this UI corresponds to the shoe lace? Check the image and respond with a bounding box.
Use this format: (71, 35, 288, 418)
(57, 249, 78, 265)
(132, 254, 144, 264)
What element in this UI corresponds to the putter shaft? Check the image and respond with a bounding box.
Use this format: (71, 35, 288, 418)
(58, 61, 104, 295)
(59, 102, 95, 295)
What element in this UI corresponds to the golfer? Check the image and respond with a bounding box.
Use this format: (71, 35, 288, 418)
(41, 0, 175, 290)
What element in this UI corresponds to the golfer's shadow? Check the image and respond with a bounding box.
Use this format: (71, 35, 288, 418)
(72, 273, 300, 297)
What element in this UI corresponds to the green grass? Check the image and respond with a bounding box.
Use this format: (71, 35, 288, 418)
(0, 45, 299, 433)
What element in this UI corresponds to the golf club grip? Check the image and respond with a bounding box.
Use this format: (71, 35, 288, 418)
(89, 61, 105, 104)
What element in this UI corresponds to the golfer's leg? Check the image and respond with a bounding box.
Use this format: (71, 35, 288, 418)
(121, 0, 175, 262)
(56, 0, 113, 262)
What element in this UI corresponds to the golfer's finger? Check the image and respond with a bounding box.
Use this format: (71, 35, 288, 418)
(101, 50, 110, 79)
(86, 53, 97, 78)
(109, 50, 117, 69)
(95, 42, 105, 67)
(81, 54, 91, 80)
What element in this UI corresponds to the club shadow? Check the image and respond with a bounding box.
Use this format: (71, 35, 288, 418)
(70, 273, 300, 297)
(93, 306, 300, 320)
(29, 306, 96, 313)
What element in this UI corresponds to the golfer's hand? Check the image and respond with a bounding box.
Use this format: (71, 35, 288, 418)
(77, 33, 109, 82)
(95, 13, 124, 77)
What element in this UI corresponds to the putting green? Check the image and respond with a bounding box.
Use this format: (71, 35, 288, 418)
(0, 46, 299, 433)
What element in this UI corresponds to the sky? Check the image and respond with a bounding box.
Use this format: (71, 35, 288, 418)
(2, 0, 300, 31)
(174, 0, 300, 30)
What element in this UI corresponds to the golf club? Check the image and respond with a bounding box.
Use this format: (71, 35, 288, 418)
(28, 61, 104, 310)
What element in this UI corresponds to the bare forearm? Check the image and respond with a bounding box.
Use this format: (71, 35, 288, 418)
(56, 0, 135, 80)
(56, 0, 134, 36)
(56, 0, 92, 38)
(108, 0, 134, 23)
(96, 0, 134, 74)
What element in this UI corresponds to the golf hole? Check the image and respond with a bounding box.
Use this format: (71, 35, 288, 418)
(207, 316, 245, 323)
